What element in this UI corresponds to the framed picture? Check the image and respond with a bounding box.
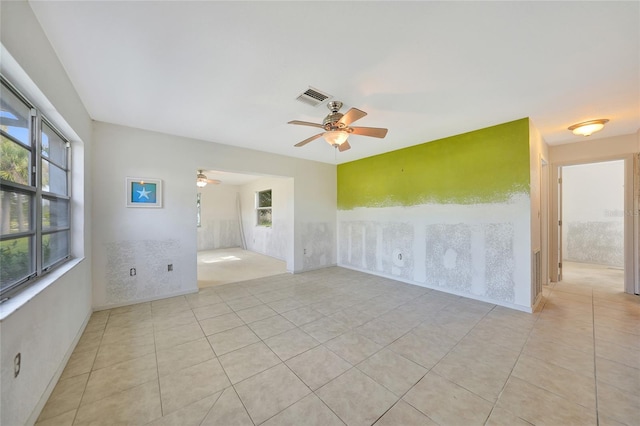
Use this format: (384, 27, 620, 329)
(126, 177, 162, 208)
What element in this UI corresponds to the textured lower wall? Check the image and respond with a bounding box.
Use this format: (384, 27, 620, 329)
(338, 194, 531, 309)
(104, 239, 185, 305)
(197, 219, 241, 251)
(301, 222, 335, 270)
(565, 221, 624, 267)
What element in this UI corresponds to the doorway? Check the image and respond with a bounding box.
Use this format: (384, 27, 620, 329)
(556, 160, 627, 293)
(195, 169, 291, 288)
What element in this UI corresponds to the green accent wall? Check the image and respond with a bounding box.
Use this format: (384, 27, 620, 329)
(337, 118, 530, 210)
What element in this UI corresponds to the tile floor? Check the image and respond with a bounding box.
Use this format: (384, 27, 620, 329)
(197, 248, 286, 288)
(37, 265, 639, 425)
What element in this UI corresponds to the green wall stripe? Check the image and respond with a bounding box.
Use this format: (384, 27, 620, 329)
(337, 118, 530, 210)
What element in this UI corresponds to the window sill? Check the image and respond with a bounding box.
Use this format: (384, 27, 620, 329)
(0, 257, 85, 321)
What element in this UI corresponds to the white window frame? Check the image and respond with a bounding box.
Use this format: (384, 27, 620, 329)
(0, 76, 72, 299)
(256, 189, 272, 227)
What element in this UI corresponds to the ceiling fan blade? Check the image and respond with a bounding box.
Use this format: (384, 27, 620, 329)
(206, 179, 221, 184)
(338, 141, 351, 152)
(288, 120, 324, 129)
(338, 108, 367, 126)
(350, 126, 388, 138)
(294, 133, 324, 147)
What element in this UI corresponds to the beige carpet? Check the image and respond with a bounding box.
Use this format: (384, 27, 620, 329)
(197, 247, 287, 288)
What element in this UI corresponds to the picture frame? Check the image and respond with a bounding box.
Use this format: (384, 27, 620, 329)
(126, 177, 163, 208)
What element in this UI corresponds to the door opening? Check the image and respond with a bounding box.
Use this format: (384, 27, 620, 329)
(559, 160, 625, 292)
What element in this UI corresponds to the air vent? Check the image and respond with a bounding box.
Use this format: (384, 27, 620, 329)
(296, 87, 331, 107)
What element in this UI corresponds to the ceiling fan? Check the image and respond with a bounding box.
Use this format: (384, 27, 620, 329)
(288, 101, 388, 152)
(196, 170, 221, 187)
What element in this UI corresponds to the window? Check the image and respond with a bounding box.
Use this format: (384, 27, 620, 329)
(256, 189, 272, 227)
(0, 77, 71, 297)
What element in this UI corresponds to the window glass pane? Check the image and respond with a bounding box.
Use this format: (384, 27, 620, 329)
(0, 236, 34, 291)
(0, 190, 32, 234)
(258, 209, 272, 226)
(41, 122, 67, 168)
(42, 197, 69, 230)
(258, 190, 272, 208)
(43, 230, 69, 269)
(1, 135, 31, 185)
(0, 83, 30, 146)
(42, 159, 67, 195)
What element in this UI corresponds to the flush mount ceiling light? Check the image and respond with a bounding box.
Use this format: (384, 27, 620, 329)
(568, 119, 609, 137)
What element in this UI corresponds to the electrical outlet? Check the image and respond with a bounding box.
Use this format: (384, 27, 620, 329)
(130, 268, 136, 276)
(14, 353, 21, 378)
(167, 264, 173, 272)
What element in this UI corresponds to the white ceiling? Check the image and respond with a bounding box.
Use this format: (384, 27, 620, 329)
(29, 1, 639, 165)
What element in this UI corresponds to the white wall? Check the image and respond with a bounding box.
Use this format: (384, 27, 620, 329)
(562, 161, 625, 266)
(197, 183, 242, 251)
(240, 177, 294, 264)
(0, 2, 93, 425)
(92, 121, 336, 309)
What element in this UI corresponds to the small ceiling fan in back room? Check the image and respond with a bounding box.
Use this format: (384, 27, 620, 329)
(196, 170, 221, 188)
(288, 101, 388, 152)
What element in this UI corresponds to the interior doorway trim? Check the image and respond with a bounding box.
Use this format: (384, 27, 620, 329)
(549, 154, 636, 295)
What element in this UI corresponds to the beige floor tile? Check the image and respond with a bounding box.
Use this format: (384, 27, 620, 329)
(156, 337, 215, 376)
(226, 295, 263, 311)
(286, 345, 352, 390)
(529, 325, 594, 354)
(387, 331, 454, 369)
(496, 377, 597, 425)
(152, 309, 198, 331)
(151, 299, 191, 317)
(330, 308, 375, 329)
(357, 348, 427, 396)
(106, 310, 153, 328)
(37, 373, 88, 422)
(192, 302, 233, 321)
(301, 316, 350, 343)
(268, 297, 308, 313)
(92, 338, 156, 370)
(596, 357, 640, 393)
(595, 324, 640, 351)
(201, 387, 253, 426)
(185, 292, 224, 309)
(598, 414, 629, 426)
(597, 381, 640, 425)
(159, 358, 230, 415)
(218, 341, 281, 384)
(451, 336, 521, 369)
(147, 392, 220, 426)
(217, 287, 252, 301)
(403, 372, 493, 425)
(207, 325, 260, 356)
(235, 303, 278, 323)
(432, 351, 511, 402)
(375, 400, 438, 425)
(355, 319, 406, 346)
(109, 302, 151, 316)
(34, 409, 76, 426)
(264, 327, 319, 361)
(325, 331, 382, 365)
(100, 322, 154, 346)
(81, 353, 158, 404)
(281, 306, 325, 326)
(511, 354, 596, 409)
(235, 363, 311, 424)
(74, 380, 162, 425)
(60, 347, 98, 380)
(596, 338, 638, 369)
(262, 393, 344, 426)
(248, 314, 296, 339)
(199, 312, 244, 336)
(317, 368, 398, 426)
(466, 320, 530, 352)
(485, 407, 533, 426)
(523, 334, 595, 378)
(154, 322, 205, 350)
(72, 330, 104, 354)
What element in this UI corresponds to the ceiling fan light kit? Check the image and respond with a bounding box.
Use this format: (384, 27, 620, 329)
(288, 101, 388, 152)
(568, 118, 609, 137)
(196, 170, 221, 187)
